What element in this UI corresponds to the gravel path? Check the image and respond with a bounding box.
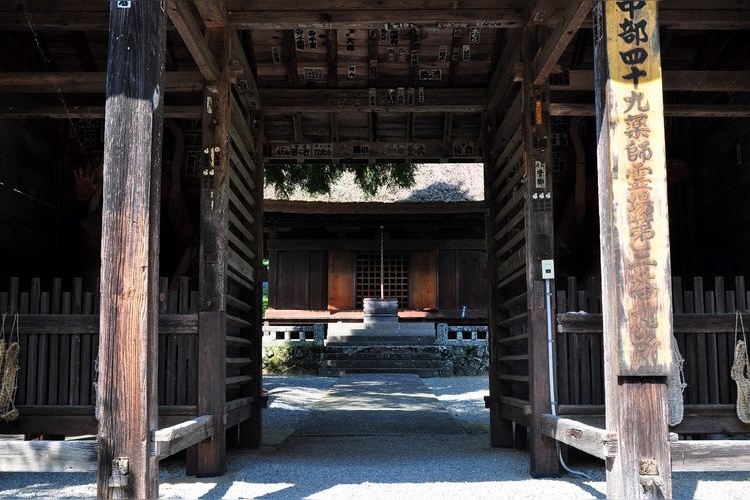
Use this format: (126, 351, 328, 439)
(1, 374, 749, 499)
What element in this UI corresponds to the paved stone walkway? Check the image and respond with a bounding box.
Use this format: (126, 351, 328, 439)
(293, 374, 464, 437)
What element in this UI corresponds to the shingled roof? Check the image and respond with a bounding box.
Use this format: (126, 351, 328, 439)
(263, 163, 484, 203)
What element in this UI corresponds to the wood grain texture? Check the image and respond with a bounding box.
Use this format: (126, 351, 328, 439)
(594, 3, 671, 497)
(96, 3, 165, 498)
(671, 441, 750, 471)
(0, 441, 97, 472)
(541, 414, 618, 460)
(522, 27, 558, 477)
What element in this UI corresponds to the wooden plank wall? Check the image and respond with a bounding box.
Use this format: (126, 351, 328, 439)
(269, 250, 327, 310)
(437, 249, 488, 311)
(556, 275, 747, 408)
(484, 86, 529, 449)
(225, 89, 264, 447)
(0, 276, 198, 409)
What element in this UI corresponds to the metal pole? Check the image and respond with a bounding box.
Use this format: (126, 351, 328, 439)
(380, 225, 384, 299)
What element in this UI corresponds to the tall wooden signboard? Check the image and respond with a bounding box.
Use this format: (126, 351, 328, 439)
(594, 1, 672, 497)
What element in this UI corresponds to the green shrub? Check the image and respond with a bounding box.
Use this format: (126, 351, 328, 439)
(263, 344, 325, 374)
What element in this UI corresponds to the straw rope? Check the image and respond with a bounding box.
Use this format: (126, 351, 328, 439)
(732, 312, 750, 424)
(667, 334, 687, 426)
(0, 313, 20, 422)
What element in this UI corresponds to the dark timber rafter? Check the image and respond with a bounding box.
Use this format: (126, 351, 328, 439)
(166, 0, 219, 82)
(527, 0, 557, 25)
(532, 1, 591, 85)
(2, 2, 749, 31)
(193, 0, 226, 28)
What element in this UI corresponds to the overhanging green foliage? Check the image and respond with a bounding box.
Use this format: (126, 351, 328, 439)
(265, 163, 418, 198)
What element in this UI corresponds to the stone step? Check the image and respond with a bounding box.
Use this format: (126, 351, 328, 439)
(324, 352, 442, 361)
(326, 335, 435, 346)
(323, 359, 445, 369)
(325, 345, 442, 354)
(319, 367, 443, 378)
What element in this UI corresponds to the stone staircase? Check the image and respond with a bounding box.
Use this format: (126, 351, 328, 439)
(320, 344, 446, 378)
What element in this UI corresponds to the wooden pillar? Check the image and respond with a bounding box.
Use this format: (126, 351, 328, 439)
(593, 2, 672, 497)
(522, 27, 559, 478)
(190, 28, 233, 477)
(96, 2, 165, 498)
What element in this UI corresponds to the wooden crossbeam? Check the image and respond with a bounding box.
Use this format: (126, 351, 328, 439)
(0, 71, 203, 93)
(671, 441, 750, 472)
(533, 1, 591, 85)
(552, 70, 750, 92)
(528, 0, 557, 25)
(265, 139, 482, 161)
(550, 103, 750, 118)
(557, 312, 750, 334)
(166, 0, 220, 81)
(152, 414, 214, 460)
(228, 9, 526, 29)
(0, 441, 97, 472)
(193, 0, 226, 28)
(540, 414, 618, 460)
(1, 4, 748, 31)
(0, 105, 201, 119)
(261, 88, 486, 113)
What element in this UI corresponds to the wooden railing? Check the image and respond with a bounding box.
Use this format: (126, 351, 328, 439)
(0, 276, 198, 435)
(556, 275, 750, 434)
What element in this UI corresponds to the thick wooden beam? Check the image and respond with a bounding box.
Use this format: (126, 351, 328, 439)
(265, 200, 484, 215)
(152, 415, 214, 460)
(671, 441, 750, 472)
(540, 414, 618, 460)
(0, 71, 203, 93)
(527, 0, 557, 25)
(97, 3, 165, 498)
(593, 3, 672, 497)
(0, 314, 197, 335)
(0, 441, 97, 473)
(0, 105, 201, 119)
(228, 9, 526, 30)
(551, 102, 750, 118)
(558, 312, 750, 334)
(2, 4, 747, 31)
(264, 139, 482, 161)
(533, 1, 591, 85)
(166, 0, 220, 81)
(193, 0, 226, 28)
(552, 70, 750, 92)
(268, 238, 485, 251)
(261, 88, 486, 113)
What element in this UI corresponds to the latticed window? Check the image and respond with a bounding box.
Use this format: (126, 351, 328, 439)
(355, 252, 409, 308)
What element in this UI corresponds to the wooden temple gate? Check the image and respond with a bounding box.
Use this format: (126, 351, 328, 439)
(0, 1, 750, 498)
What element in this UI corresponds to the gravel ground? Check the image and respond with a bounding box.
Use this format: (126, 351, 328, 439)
(1, 374, 749, 499)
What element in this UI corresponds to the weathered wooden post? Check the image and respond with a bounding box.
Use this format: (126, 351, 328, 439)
(522, 27, 559, 478)
(593, 2, 672, 497)
(97, 1, 165, 498)
(190, 27, 232, 477)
